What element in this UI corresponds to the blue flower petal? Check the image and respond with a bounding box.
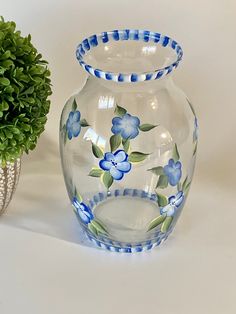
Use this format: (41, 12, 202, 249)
(116, 161, 131, 173)
(114, 150, 127, 162)
(104, 152, 115, 162)
(168, 169, 182, 186)
(168, 159, 175, 167)
(67, 130, 73, 140)
(111, 124, 122, 135)
(175, 161, 182, 169)
(72, 123, 81, 137)
(129, 115, 140, 126)
(110, 166, 124, 180)
(72, 111, 81, 122)
(121, 126, 139, 139)
(99, 159, 112, 171)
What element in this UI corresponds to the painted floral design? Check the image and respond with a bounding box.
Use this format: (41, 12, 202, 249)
(73, 197, 94, 224)
(66, 111, 81, 140)
(163, 159, 182, 186)
(160, 191, 184, 217)
(99, 150, 131, 180)
(88, 104, 157, 190)
(111, 113, 140, 139)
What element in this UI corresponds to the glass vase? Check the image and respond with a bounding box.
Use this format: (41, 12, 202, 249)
(59, 29, 198, 253)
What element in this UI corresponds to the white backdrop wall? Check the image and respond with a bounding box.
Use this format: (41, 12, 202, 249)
(2, 0, 236, 188)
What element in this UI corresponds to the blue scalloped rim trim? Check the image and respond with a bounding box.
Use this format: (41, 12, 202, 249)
(74, 188, 173, 253)
(76, 29, 183, 83)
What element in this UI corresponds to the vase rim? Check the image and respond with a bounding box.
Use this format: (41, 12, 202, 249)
(76, 29, 183, 83)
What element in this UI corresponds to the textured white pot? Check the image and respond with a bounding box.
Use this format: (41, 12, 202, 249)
(0, 158, 21, 215)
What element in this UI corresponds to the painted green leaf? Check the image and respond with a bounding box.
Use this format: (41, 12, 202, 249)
(148, 166, 164, 176)
(139, 124, 158, 132)
(88, 167, 103, 177)
(184, 182, 191, 194)
(161, 216, 173, 233)
(63, 126, 67, 145)
(110, 134, 122, 152)
(122, 138, 130, 153)
(88, 223, 97, 236)
(193, 142, 197, 156)
(92, 143, 104, 158)
(72, 98, 77, 111)
(75, 188, 83, 202)
(102, 171, 113, 189)
(156, 174, 168, 189)
(114, 105, 127, 117)
(156, 193, 168, 207)
(91, 220, 108, 235)
(182, 176, 188, 191)
(129, 152, 150, 163)
(147, 214, 166, 231)
(80, 118, 89, 127)
(172, 143, 180, 162)
(177, 182, 182, 192)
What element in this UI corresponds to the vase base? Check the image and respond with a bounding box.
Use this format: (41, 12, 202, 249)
(74, 188, 173, 253)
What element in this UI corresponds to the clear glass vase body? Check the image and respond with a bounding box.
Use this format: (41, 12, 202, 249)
(59, 30, 198, 252)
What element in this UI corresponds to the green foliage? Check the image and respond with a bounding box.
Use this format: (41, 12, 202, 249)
(92, 143, 103, 158)
(139, 123, 157, 132)
(0, 17, 52, 166)
(128, 151, 150, 163)
(110, 134, 121, 152)
(88, 167, 103, 177)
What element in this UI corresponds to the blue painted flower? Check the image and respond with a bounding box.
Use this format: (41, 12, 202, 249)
(163, 159, 182, 186)
(99, 149, 131, 180)
(193, 117, 199, 142)
(111, 113, 140, 139)
(66, 111, 81, 140)
(160, 191, 184, 217)
(73, 197, 94, 224)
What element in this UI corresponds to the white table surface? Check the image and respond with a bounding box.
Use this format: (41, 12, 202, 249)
(1, 0, 236, 313)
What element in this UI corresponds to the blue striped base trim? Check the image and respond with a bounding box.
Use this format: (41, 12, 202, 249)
(74, 188, 173, 253)
(76, 29, 183, 83)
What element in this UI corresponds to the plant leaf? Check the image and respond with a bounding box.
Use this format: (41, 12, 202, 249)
(161, 216, 173, 233)
(129, 151, 150, 163)
(92, 143, 104, 158)
(156, 193, 168, 207)
(114, 105, 127, 117)
(75, 188, 83, 202)
(0, 77, 10, 86)
(139, 124, 158, 132)
(182, 176, 188, 191)
(172, 143, 180, 162)
(184, 182, 191, 194)
(147, 215, 166, 231)
(80, 118, 89, 127)
(122, 138, 130, 153)
(91, 220, 108, 235)
(89, 167, 103, 177)
(110, 134, 121, 152)
(156, 175, 168, 189)
(72, 98, 77, 111)
(148, 166, 164, 176)
(88, 223, 97, 236)
(102, 171, 113, 189)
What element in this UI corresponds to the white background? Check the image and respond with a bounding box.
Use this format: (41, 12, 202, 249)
(1, 1, 236, 313)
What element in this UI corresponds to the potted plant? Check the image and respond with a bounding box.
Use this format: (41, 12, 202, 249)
(0, 17, 52, 214)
